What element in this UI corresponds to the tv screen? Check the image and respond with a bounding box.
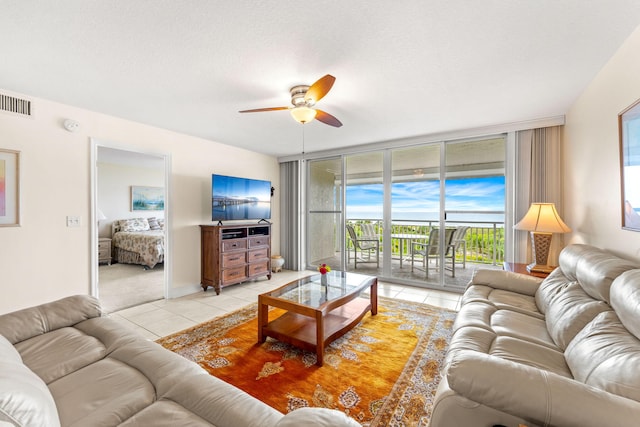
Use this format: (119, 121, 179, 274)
(212, 174, 271, 221)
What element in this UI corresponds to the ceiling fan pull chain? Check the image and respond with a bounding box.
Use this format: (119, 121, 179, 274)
(301, 123, 305, 161)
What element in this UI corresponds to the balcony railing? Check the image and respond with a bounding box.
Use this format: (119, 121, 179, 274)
(347, 216, 505, 266)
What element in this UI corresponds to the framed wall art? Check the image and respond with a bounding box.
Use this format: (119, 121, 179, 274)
(0, 149, 20, 227)
(619, 98, 640, 231)
(131, 186, 164, 211)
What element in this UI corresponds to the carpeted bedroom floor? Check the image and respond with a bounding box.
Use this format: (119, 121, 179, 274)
(98, 262, 164, 313)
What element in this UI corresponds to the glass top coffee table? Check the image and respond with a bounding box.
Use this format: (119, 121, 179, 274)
(258, 271, 378, 366)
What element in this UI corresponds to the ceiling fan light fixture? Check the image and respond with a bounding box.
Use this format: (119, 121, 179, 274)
(290, 106, 317, 124)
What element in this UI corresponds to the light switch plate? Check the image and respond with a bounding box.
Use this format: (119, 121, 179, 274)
(66, 216, 81, 227)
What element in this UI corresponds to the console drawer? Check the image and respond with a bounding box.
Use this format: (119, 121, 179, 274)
(248, 248, 268, 262)
(222, 267, 246, 283)
(222, 252, 246, 268)
(222, 239, 247, 252)
(249, 236, 270, 248)
(249, 262, 269, 276)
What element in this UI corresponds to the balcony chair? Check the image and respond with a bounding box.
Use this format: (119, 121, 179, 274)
(346, 224, 380, 268)
(410, 228, 456, 277)
(449, 226, 470, 269)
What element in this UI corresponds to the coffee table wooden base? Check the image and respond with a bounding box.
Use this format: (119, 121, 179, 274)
(258, 276, 377, 366)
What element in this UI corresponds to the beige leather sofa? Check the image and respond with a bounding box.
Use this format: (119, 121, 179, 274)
(0, 295, 361, 427)
(430, 244, 640, 427)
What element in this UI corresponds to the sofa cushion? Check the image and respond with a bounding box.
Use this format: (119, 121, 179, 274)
(544, 282, 611, 350)
(491, 310, 557, 349)
(554, 243, 596, 282)
(464, 285, 541, 317)
(0, 295, 101, 345)
(15, 327, 105, 384)
(0, 335, 60, 427)
(575, 251, 639, 303)
(534, 268, 574, 314)
(452, 301, 497, 333)
(275, 407, 362, 427)
(565, 311, 640, 401)
(610, 269, 640, 339)
(48, 358, 155, 426)
(119, 400, 214, 426)
(489, 335, 572, 377)
(468, 269, 542, 297)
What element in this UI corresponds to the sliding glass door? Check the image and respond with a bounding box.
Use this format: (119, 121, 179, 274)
(307, 135, 506, 289)
(443, 137, 506, 287)
(344, 152, 383, 274)
(306, 157, 343, 270)
(390, 144, 442, 283)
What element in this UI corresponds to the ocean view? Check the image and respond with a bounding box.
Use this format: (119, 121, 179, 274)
(346, 176, 505, 225)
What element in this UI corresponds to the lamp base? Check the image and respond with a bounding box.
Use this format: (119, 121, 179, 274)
(526, 263, 555, 274)
(528, 231, 553, 273)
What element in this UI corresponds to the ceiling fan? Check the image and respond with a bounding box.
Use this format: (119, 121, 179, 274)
(239, 74, 342, 127)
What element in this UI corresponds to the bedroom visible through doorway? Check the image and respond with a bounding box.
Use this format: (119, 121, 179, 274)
(92, 143, 169, 313)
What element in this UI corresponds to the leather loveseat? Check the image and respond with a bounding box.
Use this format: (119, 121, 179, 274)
(429, 244, 640, 427)
(0, 295, 360, 427)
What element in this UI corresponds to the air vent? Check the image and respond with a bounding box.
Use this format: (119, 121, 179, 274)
(0, 93, 32, 116)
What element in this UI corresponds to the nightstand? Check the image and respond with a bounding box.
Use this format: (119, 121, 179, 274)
(504, 262, 554, 279)
(98, 238, 112, 265)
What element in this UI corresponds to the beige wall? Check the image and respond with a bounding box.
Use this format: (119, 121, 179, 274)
(564, 25, 640, 260)
(0, 92, 280, 314)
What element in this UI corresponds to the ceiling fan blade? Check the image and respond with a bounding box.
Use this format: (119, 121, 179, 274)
(304, 74, 336, 104)
(315, 109, 342, 127)
(239, 107, 288, 113)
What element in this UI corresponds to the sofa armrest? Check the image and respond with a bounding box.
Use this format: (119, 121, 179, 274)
(447, 351, 640, 427)
(276, 407, 361, 427)
(469, 269, 542, 296)
(0, 295, 101, 344)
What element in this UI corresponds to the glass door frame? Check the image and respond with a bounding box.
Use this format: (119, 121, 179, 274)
(304, 135, 508, 289)
(305, 156, 344, 272)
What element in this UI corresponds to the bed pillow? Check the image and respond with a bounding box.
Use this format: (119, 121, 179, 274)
(147, 217, 161, 230)
(119, 218, 150, 232)
(0, 335, 61, 427)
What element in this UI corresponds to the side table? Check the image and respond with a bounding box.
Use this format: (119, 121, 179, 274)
(98, 238, 112, 265)
(503, 262, 554, 279)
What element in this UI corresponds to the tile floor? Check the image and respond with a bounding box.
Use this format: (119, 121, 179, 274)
(109, 269, 462, 341)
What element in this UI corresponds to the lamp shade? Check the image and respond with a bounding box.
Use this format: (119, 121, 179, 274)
(514, 203, 571, 233)
(290, 106, 317, 124)
(97, 209, 107, 221)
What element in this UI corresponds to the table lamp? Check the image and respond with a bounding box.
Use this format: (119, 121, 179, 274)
(514, 203, 571, 273)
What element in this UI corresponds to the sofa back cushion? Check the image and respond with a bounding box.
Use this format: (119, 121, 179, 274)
(0, 335, 60, 427)
(565, 268, 640, 401)
(535, 244, 600, 314)
(544, 282, 611, 350)
(610, 270, 640, 339)
(0, 295, 101, 345)
(575, 251, 639, 303)
(536, 244, 638, 350)
(535, 268, 573, 315)
(564, 311, 640, 402)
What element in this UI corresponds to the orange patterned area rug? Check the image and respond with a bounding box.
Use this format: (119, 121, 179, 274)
(156, 296, 456, 426)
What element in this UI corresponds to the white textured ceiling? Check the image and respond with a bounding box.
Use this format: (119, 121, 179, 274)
(1, 1, 640, 157)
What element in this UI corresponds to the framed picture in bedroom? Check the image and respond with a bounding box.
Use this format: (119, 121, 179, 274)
(619, 98, 640, 231)
(0, 149, 20, 227)
(131, 186, 164, 211)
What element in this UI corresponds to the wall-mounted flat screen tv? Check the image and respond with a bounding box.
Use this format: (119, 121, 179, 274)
(212, 174, 271, 221)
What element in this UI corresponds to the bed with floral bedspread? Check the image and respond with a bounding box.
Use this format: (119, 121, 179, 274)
(111, 217, 165, 269)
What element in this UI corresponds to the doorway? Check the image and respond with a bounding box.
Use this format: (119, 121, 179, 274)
(90, 140, 171, 313)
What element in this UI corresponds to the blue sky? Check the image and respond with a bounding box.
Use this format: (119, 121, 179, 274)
(346, 176, 505, 220)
